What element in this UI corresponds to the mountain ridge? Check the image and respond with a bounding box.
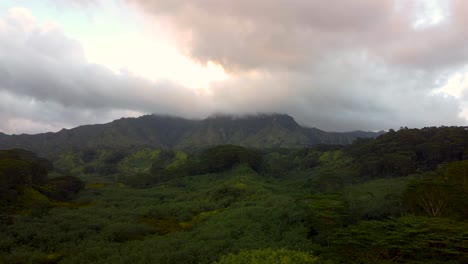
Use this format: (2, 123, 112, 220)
(0, 114, 384, 157)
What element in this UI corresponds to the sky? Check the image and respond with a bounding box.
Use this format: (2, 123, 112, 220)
(0, 0, 468, 134)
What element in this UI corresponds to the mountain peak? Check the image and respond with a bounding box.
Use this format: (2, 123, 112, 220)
(269, 114, 300, 129)
(200, 113, 301, 134)
(205, 113, 299, 127)
(0, 113, 382, 156)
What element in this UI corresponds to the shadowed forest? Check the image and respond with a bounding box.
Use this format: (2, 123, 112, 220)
(1, 126, 468, 263)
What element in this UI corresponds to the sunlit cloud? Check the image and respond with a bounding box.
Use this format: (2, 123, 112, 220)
(0, 0, 467, 134)
(412, 0, 449, 29)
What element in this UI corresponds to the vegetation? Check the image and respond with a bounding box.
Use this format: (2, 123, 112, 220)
(214, 249, 318, 264)
(0, 114, 380, 157)
(346, 126, 468, 178)
(0, 149, 85, 216)
(0, 125, 467, 263)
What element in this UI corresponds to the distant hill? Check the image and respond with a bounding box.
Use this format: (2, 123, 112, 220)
(0, 114, 383, 157)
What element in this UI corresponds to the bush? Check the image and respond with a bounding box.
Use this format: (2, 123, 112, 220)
(42, 176, 85, 201)
(192, 145, 263, 175)
(330, 216, 468, 263)
(214, 248, 318, 264)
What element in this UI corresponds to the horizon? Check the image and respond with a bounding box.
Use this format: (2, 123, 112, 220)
(1, 0, 468, 134)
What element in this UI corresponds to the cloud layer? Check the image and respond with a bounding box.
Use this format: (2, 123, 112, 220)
(128, 0, 467, 130)
(1, 1, 468, 134)
(129, 0, 468, 71)
(0, 7, 208, 134)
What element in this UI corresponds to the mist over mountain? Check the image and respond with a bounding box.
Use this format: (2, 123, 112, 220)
(0, 114, 382, 157)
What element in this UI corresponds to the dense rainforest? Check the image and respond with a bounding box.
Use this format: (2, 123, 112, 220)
(0, 125, 467, 263)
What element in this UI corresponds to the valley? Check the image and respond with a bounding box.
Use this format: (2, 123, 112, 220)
(1, 122, 467, 263)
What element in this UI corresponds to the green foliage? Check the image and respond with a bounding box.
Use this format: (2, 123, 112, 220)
(103, 150, 127, 165)
(0, 149, 85, 216)
(0, 114, 380, 158)
(346, 126, 468, 178)
(166, 151, 188, 169)
(103, 223, 156, 242)
(54, 147, 131, 177)
(404, 173, 467, 219)
(123, 146, 264, 187)
(260, 148, 323, 178)
(150, 149, 177, 174)
(119, 149, 161, 174)
(0, 150, 50, 207)
(345, 177, 409, 221)
(123, 172, 156, 189)
(18, 187, 52, 216)
(303, 151, 355, 194)
(330, 216, 468, 263)
(0, 161, 317, 264)
(141, 216, 192, 235)
(303, 194, 348, 245)
(119, 149, 189, 187)
(404, 178, 452, 217)
(40, 176, 85, 201)
(208, 169, 259, 207)
(214, 248, 318, 264)
(319, 150, 343, 163)
(0, 149, 52, 191)
(260, 151, 296, 177)
(1, 139, 467, 264)
(0, 149, 53, 172)
(443, 160, 468, 192)
(0, 159, 33, 189)
(196, 145, 263, 174)
(81, 148, 98, 163)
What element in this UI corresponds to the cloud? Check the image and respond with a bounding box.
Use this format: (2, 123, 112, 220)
(128, 0, 468, 71)
(128, 0, 468, 130)
(49, 0, 97, 8)
(1, 2, 468, 134)
(0, 7, 208, 134)
(208, 52, 462, 131)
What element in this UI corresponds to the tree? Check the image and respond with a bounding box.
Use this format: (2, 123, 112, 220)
(443, 160, 468, 192)
(0, 159, 33, 188)
(44, 176, 85, 201)
(214, 249, 318, 264)
(330, 216, 468, 263)
(404, 178, 453, 217)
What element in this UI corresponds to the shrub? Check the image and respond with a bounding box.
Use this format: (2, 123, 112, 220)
(214, 248, 318, 264)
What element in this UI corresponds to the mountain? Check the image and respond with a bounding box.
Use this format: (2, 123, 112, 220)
(0, 114, 383, 157)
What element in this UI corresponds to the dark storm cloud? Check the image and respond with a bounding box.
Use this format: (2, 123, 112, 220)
(0, 8, 208, 134)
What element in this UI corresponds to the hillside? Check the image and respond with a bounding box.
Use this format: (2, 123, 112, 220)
(0, 149, 85, 215)
(0, 114, 382, 157)
(1, 126, 467, 263)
